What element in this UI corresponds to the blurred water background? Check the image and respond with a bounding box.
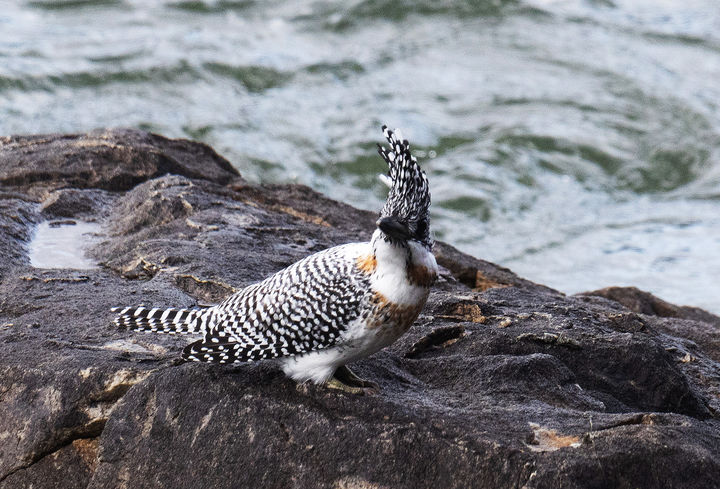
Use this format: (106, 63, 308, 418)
(1, 0, 719, 312)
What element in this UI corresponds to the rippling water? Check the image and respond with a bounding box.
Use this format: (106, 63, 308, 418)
(2, 0, 719, 312)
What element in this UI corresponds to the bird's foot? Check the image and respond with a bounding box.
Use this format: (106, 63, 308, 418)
(325, 365, 379, 395)
(334, 365, 379, 389)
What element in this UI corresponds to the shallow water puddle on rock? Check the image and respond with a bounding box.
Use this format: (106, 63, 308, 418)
(29, 220, 101, 269)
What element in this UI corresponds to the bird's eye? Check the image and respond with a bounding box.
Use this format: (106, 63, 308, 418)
(415, 219, 428, 238)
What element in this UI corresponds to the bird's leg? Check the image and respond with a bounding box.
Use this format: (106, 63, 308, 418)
(325, 365, 379, 394)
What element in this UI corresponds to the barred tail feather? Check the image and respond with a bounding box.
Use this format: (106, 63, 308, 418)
(112, 306, 206, 335)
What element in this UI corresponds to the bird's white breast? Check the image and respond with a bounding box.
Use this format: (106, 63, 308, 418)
(370, 233, 437, 306)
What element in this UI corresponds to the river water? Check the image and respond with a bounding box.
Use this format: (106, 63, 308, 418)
(1, 0, 719, 312)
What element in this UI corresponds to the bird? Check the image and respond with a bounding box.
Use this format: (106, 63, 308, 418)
(112, 125, 437, 394)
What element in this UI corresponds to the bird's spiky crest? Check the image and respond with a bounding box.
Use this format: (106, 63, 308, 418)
(377, 125, 431, 225)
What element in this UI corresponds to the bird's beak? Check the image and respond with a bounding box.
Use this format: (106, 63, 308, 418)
(376, 216, 412, 241)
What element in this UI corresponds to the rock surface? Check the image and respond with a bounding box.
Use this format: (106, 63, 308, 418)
(0, 129, 719, 489)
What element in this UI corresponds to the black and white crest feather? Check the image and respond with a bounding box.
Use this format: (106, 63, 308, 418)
(377, 125, 431, 244)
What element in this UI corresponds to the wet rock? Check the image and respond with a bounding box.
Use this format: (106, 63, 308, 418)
(432, 240, 544, 291)
(581, 286, 720, 326)
(0, 438, 99, 489)
(40, 189, 111, 220)
(0, 197, 37, 276)
(0, 130, 719, 489)
(0, 128, 239, 197)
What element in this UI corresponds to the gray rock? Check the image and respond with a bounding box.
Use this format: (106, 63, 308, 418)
(0, 128, 238, 196)
(0, 129, 718, 489)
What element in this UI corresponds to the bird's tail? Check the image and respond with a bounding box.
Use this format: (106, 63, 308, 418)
(112, 306, 207, 335)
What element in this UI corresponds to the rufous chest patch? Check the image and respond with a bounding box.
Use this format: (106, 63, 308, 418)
(356, 254, 378, 274)
(367, 291, 426, 334)
(407, 263, 437, 287)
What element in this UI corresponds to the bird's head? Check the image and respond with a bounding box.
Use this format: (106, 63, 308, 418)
(375, 125, 432, 249)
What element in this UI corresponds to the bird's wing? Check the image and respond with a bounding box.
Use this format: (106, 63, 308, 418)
(182, 243, 372, 364)
(182, 339, 282, 363)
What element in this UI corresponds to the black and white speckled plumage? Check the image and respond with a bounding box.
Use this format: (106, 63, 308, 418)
(114, 244, 373, 363)
(113, 125, 438, 384)
(187, 244, 374, 362)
